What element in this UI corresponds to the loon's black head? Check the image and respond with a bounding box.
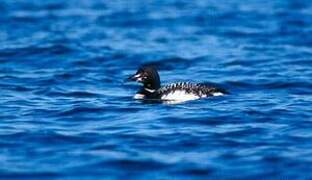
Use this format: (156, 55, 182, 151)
(128, 66, 161, 90)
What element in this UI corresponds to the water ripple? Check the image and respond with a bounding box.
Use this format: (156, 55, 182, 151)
(0, 0, 312, 179)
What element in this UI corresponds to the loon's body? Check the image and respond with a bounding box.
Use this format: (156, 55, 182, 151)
(128, 66, 227, 102)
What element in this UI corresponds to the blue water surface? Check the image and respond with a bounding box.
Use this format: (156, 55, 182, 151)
(1, 0, 312, 179)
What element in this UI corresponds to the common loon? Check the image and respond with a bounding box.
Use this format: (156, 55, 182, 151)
(127, 66, 228, 102)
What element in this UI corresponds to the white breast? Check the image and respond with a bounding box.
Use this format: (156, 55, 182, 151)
(134, 94, 145, 99)
(160, 90, 202, 102)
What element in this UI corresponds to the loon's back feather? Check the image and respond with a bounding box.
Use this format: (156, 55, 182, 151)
(157, 82, 227, 98)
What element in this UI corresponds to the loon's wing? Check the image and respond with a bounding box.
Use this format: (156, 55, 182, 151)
(158, 82, 228, 97)
(196, 83, 229, 95)
(157, 82, 192, 95)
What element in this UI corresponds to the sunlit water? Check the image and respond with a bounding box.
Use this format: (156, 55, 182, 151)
(1, 0, 312, 178)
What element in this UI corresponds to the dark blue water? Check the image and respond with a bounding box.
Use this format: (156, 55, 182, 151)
(1, 0, 312, 179)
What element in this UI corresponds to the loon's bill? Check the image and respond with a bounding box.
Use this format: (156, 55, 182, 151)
(127, 66, 228, 102)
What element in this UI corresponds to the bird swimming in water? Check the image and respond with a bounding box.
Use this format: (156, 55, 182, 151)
(127, 66, 228, 103)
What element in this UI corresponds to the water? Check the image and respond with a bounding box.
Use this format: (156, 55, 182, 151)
(1, 0, 312, 179)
